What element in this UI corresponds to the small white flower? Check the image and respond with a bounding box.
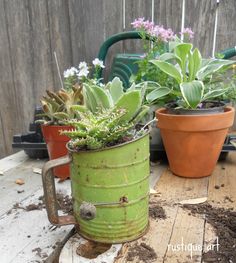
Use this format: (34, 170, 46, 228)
(63, 67, 78, 78)
(77, 62, 89, 78)
(77, 68, 89, 78)
(78, 61, 88, 70)
(92, 58, 105, 68)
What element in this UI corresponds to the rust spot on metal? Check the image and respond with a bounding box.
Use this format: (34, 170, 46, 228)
(119, 196, 128, 203)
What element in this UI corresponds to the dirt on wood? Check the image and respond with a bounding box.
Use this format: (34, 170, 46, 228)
(149, 204, 167, 220)
(7, 192, 73, 215)
(183, 203, 236, 263)
(126, 242, 157, 262)
(55, 192, 73, 215)
(32, 247, 48, 259)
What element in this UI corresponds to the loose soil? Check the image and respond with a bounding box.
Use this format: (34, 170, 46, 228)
(37, 193, 73, 214)
(149, 204, 167, 220)
(126, 242, 157, 262)
(7, 192, 73, 215)
(55, 193, 73, 215)
(183, 203, 236, 263)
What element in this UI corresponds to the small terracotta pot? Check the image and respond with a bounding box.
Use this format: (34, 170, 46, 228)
(41, 125, 72, 179)
(156, 106, 235, 178)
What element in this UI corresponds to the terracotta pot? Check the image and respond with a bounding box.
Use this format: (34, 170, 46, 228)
(41, 125, 72, 179)
(156, 106, 235, 178)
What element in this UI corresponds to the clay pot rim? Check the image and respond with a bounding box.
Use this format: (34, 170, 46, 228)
(156, 106, 235, 132)
(156, 106, 234, 118)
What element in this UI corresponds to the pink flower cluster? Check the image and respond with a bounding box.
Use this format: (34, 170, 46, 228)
(180, 27, 194, 39)
(131, 18, 175, 42)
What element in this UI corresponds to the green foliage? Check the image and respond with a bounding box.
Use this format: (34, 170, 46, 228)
(62, 106, 147, 150)
(38, 85, 83, 125)
(149, 43, 236, 109)
(83, 77, 148, 119)
(61, 80, 149, 150)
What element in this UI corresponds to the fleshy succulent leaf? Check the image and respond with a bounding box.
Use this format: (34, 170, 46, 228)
(108, 77, 124, 103)
(114, 90, 142, 122)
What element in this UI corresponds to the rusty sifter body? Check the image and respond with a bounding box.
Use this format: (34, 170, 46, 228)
(42, 132, 150, 243)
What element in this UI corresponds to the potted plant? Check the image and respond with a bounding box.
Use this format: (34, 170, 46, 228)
(39, 85, 83, 180)
(41, 84, 150, 243)
(130, 19, 195, 160)
(147, 42, 235, 178)
(39, 59, 106, 179)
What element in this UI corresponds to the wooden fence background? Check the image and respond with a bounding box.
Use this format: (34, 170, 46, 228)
(0, 0, 236, 158)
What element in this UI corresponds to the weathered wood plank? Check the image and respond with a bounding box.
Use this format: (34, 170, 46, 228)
(28, 0, 55, 99)
(149, 162, 167, 189)
(0, 187, 72, 263)
(154, 169, 209, 204)
(0, 151, 28, 174)
(154, 0, 182, 33)
(4, 0, 35, 133)
(68, 0, 105, 65)
(1, 0, 236, 158)
(102, 0, 123, 81)
(185, 0, 216, 57)
(164, 207, 204, 262)
(47, 0, 73, 90)
(216, 0, 236, 53)
(0, 0, 21, 158)
(0, 158, 45, 216)
(207, 153, 236, 209)
(0, 153, 72, 263)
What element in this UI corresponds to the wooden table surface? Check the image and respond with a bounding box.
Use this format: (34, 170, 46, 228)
(0, 151, 73, 263)
(0, 151, 235, 263)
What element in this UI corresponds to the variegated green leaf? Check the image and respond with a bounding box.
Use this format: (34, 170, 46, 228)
(150, 60, 182, 84)
(188, 48, 202, 81)
(180, 80, 204, 108)
(197, 59, 234, 80)
(174, 43, 192, 71)
(203, 89, 228, 100)
(146, 87, 171, 103)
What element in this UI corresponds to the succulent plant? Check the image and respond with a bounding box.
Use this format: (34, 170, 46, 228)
(62, 84, 149, 150)
(38, 85, 83, 125)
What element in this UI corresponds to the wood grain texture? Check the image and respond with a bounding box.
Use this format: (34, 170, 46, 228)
(102, 0, 123, 81)
(164, 208, 204, 263)
(207, 153, 236, 209)
(68, 0, 105, 65)
(0, 150, 28, 174)
(216, 0, 236, 53)
(28, 0, 55, 99)
(1, 0, 236, 157)
(185, 0, 216, 57)
(154, 0, 182, 33)
(0, 0, 28, 158)
(47, 0, 73, 90)
(154, 169, 209, 204)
